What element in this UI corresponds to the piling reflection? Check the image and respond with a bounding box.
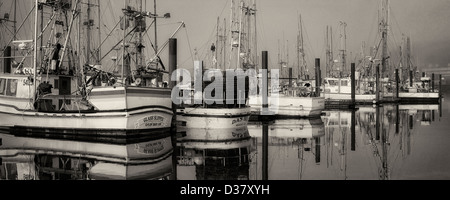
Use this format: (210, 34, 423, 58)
(0, 130, 174, 180)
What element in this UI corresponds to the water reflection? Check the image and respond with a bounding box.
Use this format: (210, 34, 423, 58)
(0, 130, 174, 180)
(0, 93, 447, 180)
(176, 127, 253, 180)
(173, 100, 445, 180)
(247, 103, 442, 180)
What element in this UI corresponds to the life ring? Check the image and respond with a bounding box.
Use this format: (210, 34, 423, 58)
(134, 78, 142, 86)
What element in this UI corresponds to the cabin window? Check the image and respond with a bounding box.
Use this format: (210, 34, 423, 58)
(0, 78, 6, 95)
(54, 79, 59, 89)
(58, 77, 71, 95)
(341, 80, 348, 86)
(6, 79, 17, 96)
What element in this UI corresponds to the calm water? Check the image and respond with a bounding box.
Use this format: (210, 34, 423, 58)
(1, 87, 449, 180)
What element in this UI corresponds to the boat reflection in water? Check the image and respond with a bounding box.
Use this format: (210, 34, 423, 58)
(176, 127, 253, 180)
(247, 118, 325, 180)
(244, 102, 442, 180)
(0, 129, 174, 180)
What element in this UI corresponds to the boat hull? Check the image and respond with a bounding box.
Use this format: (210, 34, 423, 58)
(0, 86, 174, 135)
(249, 95, 324, 117)
(177, 107, 251, 129)
(398, 92, 440, 104)
(323, 93, 376, 102)
(0, 106, 173, 135)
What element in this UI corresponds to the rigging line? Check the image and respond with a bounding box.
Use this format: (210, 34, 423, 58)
(197, 25, 217, 62)
(2, 23, 15, 36)
(107, 0, 118, 25)
(100, 25, 137, 61)
(92, 17, 123, 60)
(184, 26, 195, 65)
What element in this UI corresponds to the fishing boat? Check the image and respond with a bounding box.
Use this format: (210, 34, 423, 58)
(0, 0, 180, 136)
(249, 14, 324, 118)
(396, 71, 440, 104)
(321, 2, 397, 105)
(322, 76, 377, 104)
(0, 129, 174, 180)
(176, 0, 254, 129)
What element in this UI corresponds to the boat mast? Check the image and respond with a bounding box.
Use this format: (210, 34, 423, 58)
(86, 0, 91, 64)
(339, 21, 347, 78)
(381, 0, 389, 78)
(223, 18, 227, 71)
(326, 25, 334, 78)
(138, 0, 143, 68)
(297, 14, 305, 80)
(237, 1, 243, 70)
(33, 0, 38, 106)
(121, 0, 126, 82)
(97, 0, 101, 64)
(40, 1, 44, 66)
(13, 0, 17, 57)
(154, 0, 158, 56)
(253, 0, 257, 71)
(215, 17, 219, 69)
(406, 36, 411, 83)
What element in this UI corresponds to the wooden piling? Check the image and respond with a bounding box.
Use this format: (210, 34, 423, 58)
(169, 38, 177, 123)
(315, 58, 321, 97)
(289, 67, 293, 87)
(262, 51, 269, 111)
(351, 63, 356, 105)
(3, 46, 11, 73)
(395, 69, 399, 98)
(376, 64, 380, 103)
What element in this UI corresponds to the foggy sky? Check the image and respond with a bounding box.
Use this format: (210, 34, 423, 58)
(2, 0, 449, 71)
(153, 0, 450, 71)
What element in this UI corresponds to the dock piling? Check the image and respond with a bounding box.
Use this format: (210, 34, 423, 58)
(289, 67, 293, 87)
(395, 69, 399, 98)
(351, 63, 355, 105)
(262, 51, 269, 113)
(169, 38, 177, 123)
(315, 58, 321, 97)
(3, 46, 11, 73)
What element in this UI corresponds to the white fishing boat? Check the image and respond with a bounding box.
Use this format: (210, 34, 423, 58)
(249, 85, 325, 118)
(0, 0, 179, 135)
(249, 13, 324, 118)
(397, 77, 440, 103)
(322, 77, 377, 103)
